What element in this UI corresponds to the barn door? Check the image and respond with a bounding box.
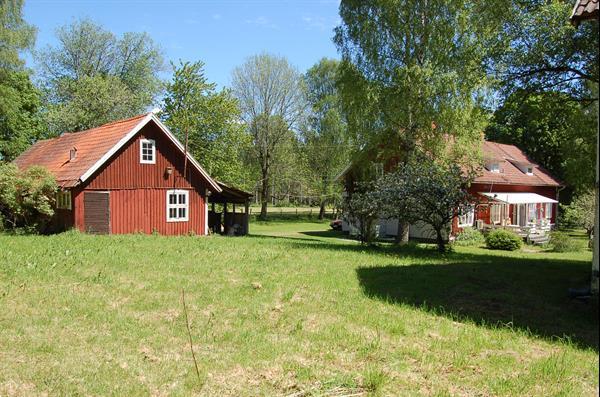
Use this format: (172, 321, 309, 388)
(84, 192, 110, 234)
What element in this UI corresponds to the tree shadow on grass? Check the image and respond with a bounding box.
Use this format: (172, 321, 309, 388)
(248, 233, 598, 350)
(356, 259, 598, 351)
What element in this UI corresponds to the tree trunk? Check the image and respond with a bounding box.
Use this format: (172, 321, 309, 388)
(435, 229, 446, 253)
(318, 201, 326, 220)
(395, 220, 410, 244)
(260, 171, 269, 221)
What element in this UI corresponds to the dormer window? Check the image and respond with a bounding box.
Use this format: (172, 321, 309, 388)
(69, 147, 77, 161)
(526, 167, 534, 175)
(140, 139, 155, 164)
(486, 162, 500, 173)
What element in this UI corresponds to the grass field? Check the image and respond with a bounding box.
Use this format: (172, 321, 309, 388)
(1, 220, 598, 396)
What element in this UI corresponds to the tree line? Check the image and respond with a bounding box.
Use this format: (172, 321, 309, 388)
(1, 0, 597, 228)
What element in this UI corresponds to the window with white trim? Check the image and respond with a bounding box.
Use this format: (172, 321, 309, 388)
(166, 190, 189, 222)
(544, 203, 553, 220)
(486, 162, 500, 173)
(458, 206, 475, 227)
(140, 139, 156, 164)
(490, 204, 502, 224)
(56, 190, 72, 210)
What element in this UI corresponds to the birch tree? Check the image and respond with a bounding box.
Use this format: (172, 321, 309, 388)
(231, 53, 305, 219)
(334, 0, 491, 242)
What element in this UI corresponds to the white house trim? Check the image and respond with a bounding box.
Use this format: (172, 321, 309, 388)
(139, 138, 156, 164)
(78, 114, 222, 193)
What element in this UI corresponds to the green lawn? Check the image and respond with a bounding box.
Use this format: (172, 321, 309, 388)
(0, 220, 598, 396)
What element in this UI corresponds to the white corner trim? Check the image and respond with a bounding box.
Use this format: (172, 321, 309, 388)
(78, 114, 222, 193)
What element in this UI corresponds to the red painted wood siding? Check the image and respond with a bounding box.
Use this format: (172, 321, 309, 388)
(85, 123, 207, 190)
(452, 183, 560, 235)
(74, 123, 208, 235)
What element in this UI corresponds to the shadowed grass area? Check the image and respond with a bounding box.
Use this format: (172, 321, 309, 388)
(0, 220, 597, 396)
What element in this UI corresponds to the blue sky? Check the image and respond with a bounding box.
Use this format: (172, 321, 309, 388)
(24, 0, 341, 88)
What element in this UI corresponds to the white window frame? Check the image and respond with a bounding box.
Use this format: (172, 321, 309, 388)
(544, 203, 553, 220)
(487, 162, 500, 173)
(140, 139, 156, 164)
(56, 190, 72, 210)
(166, 189, 189, 222)
(490, 204, 502, 224)
(458, 206, 475, 227)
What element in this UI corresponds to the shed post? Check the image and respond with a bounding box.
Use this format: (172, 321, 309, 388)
(244, 200, 250, 235)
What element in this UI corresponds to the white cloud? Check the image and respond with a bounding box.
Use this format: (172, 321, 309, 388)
(300, 15, 338, 31)
(245, 16, 278, 29)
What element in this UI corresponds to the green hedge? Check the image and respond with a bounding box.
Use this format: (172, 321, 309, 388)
(550, 231, 580, 252)
(485, 229, 522, 251)
(454, 227, 485, 247)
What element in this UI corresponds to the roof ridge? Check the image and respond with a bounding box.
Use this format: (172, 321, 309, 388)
(62, 113, 150, 136)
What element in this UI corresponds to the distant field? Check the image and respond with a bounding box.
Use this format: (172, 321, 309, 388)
(0, 220, 597, 396)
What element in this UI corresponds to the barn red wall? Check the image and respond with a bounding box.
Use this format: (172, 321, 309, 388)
(74, 122, 208, 235)
(452, 183, 560, 236)
(468, 183, 559, 224)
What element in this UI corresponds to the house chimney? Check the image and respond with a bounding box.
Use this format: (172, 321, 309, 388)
(69, 147, 77, 161)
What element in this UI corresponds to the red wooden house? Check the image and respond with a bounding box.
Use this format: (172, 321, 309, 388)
(454, 141, 562, 237)
(340, 140, 562, 240)
(14, 112, 248, 235)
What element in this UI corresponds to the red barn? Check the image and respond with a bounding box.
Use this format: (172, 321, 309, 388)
(13, 112, 238, 235)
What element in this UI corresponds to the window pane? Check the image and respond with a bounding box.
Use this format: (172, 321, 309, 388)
(169, 194, 176, 204)
(179, 208, 186, 218)
(179, 194, 186, 204)
(169, 208, 176, 218)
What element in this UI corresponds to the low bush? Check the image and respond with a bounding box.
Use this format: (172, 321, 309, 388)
(0, 163, 57, 233)
(454, 227, 485, 247)
(485, 229, 522, 251)
(550, 231, 580, 252)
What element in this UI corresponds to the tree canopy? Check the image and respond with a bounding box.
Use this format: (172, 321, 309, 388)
(301, 58, 350, 218)
(334, 0, 491, 165)
(231, 53, 305, 219)
(36, 18, 164, 134)
(162, 60, 251, 188)
(0, 0, 42, 161)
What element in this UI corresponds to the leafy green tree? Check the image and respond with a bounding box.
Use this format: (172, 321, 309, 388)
(485, 0, 598, 102)
(0, 163, 57, 233)
(36, 18, 164, 134)
(0, 0, 43, 161)
(0, 0, 35, 70)
(334, 0, 490, 240)
(375, 153, 474, 252)
(0, 69, 43, 160)
(343, 181, 380, 244)
(301, 58, 350, 219)
(560, 190, 595, 239)
(487, 89, 597, 192)
(161, 61, 251, 187)
(231, 53, 305, 219)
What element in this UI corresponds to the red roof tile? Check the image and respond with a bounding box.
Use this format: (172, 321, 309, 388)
(14, 114, 149, 187)
(474, 141, 562, 187)
(570, 0, 599, 25)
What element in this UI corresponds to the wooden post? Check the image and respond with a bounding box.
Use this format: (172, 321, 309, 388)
(223, 202, 228, 235)
(244, 200, 250, 235)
